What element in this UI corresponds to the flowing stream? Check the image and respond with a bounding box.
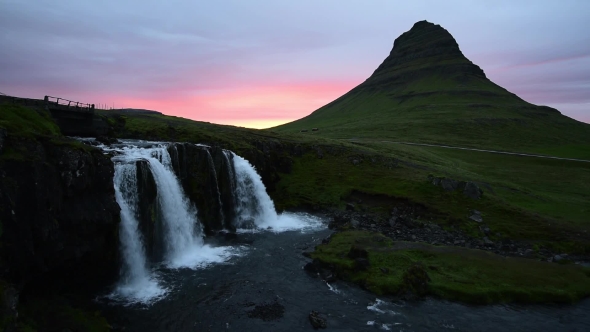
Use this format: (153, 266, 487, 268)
(95, 140, 590, 331)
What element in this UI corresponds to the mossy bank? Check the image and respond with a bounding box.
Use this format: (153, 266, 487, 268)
(310, 231, 590, 304)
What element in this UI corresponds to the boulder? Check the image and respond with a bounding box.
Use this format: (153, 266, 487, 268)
(309, 311, 327, 329)
(469, 213, 483, 223)
(463, 182, 483, 199)
(441, 178, 459, 191)
(428, 176, 485, 200)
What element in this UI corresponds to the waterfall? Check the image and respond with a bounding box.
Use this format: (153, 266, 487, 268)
(111, 160, 166, 303)
(98, 140, 323, 303)
(231, 152, 323, 232)
(142, 149, 204, 267)
(108, 143, 240, 297)
(232, 153, 279, 228)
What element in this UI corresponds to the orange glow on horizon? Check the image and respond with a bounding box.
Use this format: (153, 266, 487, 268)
(103, 81, 357, 129)
(222, 118, 294, 129)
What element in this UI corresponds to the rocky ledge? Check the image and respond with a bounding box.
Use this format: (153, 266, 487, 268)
(326, 209, 588, 264)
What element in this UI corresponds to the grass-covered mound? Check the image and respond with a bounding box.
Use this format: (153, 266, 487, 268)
(311, 231, 590, 304)
(0, 103, 61, 138)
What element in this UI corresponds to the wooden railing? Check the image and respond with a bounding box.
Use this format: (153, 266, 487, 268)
(44, 95, 94, 111)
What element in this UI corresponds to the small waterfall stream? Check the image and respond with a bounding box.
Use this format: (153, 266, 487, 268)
(232, 153, 278, 228)
(112, 162, 166, 302)
(142, 150, 203, 265)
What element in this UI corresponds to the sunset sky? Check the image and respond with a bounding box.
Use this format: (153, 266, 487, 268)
(1, 0, 589, 128)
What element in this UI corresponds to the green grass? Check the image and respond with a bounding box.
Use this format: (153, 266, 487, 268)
(275, 148, 590, 252)
(0, 103, 61, 138)
(312, 231, 590, 304)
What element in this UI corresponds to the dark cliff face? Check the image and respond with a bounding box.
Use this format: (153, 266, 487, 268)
(135, 160, 163, 262)
(0, 137, 120, 291)
(167, 143, 233, 235)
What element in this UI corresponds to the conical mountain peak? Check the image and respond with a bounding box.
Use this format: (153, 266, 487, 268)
(364, 20, 486, 89)
(275, 21, 590, 151)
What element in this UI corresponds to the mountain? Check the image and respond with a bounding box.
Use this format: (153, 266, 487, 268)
(274, 21, 590, 153)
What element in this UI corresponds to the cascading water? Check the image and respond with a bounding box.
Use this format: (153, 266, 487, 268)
(232, 153, 278, 228)
(232, 152, 323, 232)
(107, 142, 243, 303)
(111, 157, 166, 303)
(94, 139, 324, 304)
(140, 148, 204, 264)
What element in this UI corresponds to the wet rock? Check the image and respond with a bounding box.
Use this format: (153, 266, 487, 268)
(136, 159, 161, 261)
(321, 272, 337, 283)
(216, 230, 238, 241)
(304, 258, 325, 274)
(304, 262, 319, 273)
(247, 301, 285, 321)
(94, 136, 119, 145)
(483, 237, 494, 246)
(169, 144, 224, 234)
(553, 254, 565, 262)
(309, 310, 327, 329)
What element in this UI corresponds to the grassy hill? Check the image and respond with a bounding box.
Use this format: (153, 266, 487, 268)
(274, 21, 590, 157)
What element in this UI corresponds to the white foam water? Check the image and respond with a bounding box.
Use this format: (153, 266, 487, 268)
(232, 153, 326, 232)
(110, 161, 167, 304)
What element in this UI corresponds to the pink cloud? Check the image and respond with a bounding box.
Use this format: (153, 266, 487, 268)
(97, 81, 359, 128)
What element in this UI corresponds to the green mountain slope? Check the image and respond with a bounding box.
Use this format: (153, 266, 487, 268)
(274, 21, 590, 154)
